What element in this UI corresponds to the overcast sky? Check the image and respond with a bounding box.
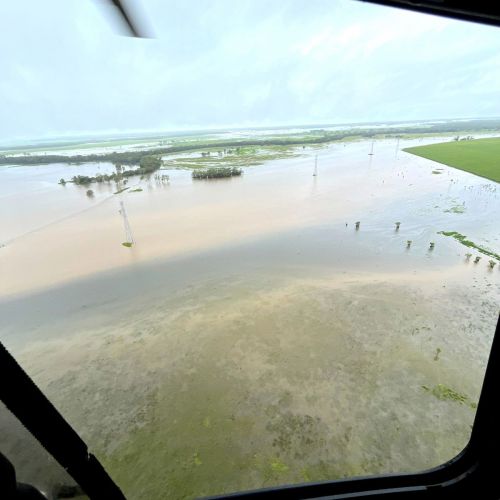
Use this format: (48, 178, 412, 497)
(1, 0, 500, 142)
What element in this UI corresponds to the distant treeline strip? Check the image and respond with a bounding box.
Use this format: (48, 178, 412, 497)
(2, 120, 500, 167)
(0, 136, 340, 166)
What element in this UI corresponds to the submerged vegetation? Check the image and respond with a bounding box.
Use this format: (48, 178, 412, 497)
(444, 203, 466, 214)
(192, 167, 242, 179)
(438, 231, 500, 261)
(421, 384, 476, 409)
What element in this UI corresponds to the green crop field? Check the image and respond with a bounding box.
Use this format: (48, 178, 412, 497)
(403, 137, 500, 182)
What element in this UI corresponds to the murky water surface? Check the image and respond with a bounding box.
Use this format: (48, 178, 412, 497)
(1, 137, 499, 499)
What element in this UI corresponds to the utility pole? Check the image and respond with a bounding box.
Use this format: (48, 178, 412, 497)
(313, 155, 318, 176)
(395, 137, 400, 158)
(368, 140, 374, 156)
(119, 200, 134, 246)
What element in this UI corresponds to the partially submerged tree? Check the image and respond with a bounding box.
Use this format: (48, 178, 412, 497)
(72, 175, 93, 185)
(465, 253, 472, 261)
(474, 256, 481, 264)
(429, 242, 435, 249)
(406, 240, 412, 248)
(489, 260, 497, 269)
(86, 189, 94, 197)
(395, 222, 401, 230)
(355, 221, 360, 230)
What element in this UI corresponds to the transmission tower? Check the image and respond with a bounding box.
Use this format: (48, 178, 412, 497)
(119, 200, 134, 245)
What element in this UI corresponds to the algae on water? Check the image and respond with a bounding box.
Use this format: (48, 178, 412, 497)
(421, 384, 476, 409)
(270, 458, 289, 473)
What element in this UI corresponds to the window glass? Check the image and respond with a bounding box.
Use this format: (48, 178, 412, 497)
(0, 1, 499, 499)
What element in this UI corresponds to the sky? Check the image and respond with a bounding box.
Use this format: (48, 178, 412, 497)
(1, 0, 500, 142)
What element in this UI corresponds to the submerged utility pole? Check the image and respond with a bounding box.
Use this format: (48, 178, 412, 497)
(395, 137, 400, 158)
(368, 140, 374, 156)
(119, 200, 134, 246)
(313, 155, 318, 176)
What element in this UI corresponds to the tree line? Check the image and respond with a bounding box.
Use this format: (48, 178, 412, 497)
(2, 119, 500, 168)
(63, 155, 162, 185)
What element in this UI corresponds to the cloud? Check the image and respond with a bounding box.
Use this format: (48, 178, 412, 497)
(0, 0, 499, 141)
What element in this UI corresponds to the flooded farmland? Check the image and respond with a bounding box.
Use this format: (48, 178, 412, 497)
(1, 136, 499, 499)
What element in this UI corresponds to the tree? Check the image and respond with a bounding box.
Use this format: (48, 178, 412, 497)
(139, 155, 162, 174)
(72, 175, 92, 185)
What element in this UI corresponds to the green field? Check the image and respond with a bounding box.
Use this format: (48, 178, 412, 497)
(403, 137, 500, 182)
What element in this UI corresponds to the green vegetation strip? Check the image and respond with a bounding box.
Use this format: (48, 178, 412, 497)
(403, 137, 500, 182)
(422, 384, 476, 409)
(438, 231, 500, 261)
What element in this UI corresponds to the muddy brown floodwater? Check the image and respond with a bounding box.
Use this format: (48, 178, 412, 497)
(0, 137, 499, 499)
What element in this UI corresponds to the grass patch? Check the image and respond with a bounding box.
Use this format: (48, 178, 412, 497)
(403, 137, 500, 182)
(422, 384, 476, 409)
(163, 145, 300, 170)
(438, 231, 499, 261)
(121, 242, 133, 248)
(114, 187, 130, 194)
(444, 204, 465, 214)
(129, 188, 143, 192)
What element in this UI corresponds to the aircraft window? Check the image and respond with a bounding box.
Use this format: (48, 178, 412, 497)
(0, 1, 499, 499)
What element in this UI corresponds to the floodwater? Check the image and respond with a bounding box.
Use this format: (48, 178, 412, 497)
(0, 137, 499, 499)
